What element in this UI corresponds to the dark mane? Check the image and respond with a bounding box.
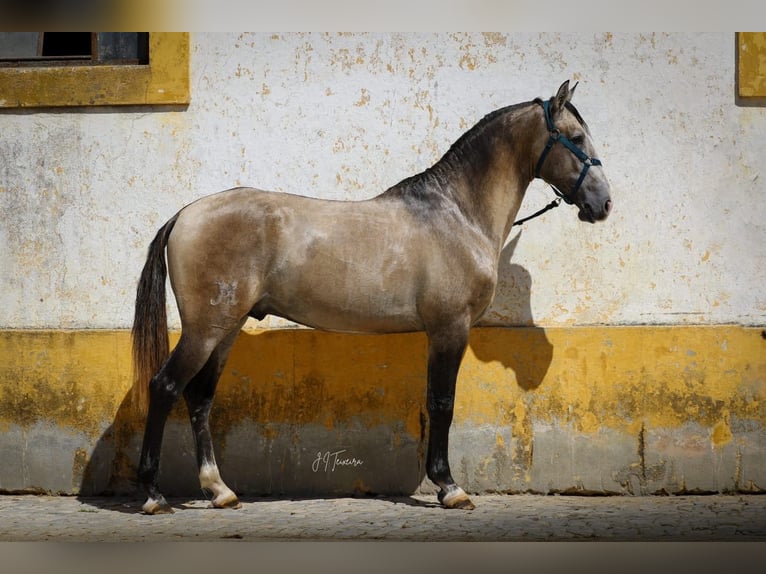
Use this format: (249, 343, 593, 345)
(436, 101, 532, 168)
(381, 101, 534, 205)
(565, 101, 588, 130)
(379, 96, 589, 211)
(439, 97, 588, 169)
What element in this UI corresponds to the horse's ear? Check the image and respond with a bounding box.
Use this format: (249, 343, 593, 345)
(569, 80, 578, 99)
(551, 80, 577, 117)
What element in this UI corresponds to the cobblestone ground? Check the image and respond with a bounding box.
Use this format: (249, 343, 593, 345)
(1, 493, 765, 542)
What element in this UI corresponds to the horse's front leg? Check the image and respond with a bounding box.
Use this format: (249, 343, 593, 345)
(425, 327, 475, 510)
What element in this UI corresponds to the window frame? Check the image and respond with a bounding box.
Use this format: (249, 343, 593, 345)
(0, 32, 189, 108)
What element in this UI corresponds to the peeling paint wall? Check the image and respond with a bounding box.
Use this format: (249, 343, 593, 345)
(1, 32, 764, 329)
(1, 33, 764, 496)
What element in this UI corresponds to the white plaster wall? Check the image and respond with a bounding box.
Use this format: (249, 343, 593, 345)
(1, 32, 764, 329)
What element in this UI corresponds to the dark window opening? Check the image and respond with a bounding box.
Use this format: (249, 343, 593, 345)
(0, 32, 149, 67)
(41, 32, 92, 58)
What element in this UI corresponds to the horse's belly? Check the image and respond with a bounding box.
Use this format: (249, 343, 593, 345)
(297, 310, 422, 334)
(257, 287, 424, 334)
(256, 216, 427, 333)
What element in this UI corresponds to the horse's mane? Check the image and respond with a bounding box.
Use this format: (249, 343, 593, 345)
(381, 97, 588, 205)
(438, 101, 531, 167)
(382, 101, 532, 201)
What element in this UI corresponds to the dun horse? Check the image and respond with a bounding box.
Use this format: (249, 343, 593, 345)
(132, 80, 612, 514)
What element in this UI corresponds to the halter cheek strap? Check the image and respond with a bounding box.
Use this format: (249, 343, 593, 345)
(534, 99, 602, 205)
(513, 98, 604, 227)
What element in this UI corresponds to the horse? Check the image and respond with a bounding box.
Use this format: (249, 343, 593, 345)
(131, 80, 612, 514)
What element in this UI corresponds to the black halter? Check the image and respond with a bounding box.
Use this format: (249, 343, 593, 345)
(534, 98, 602, 205)
(513, 98, 603, 227)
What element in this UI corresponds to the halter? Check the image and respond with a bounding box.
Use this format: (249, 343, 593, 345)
(534, 98, 602, 205)
(513, 98, 602, 227)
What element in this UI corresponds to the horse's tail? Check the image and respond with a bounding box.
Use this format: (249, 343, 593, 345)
(131, 214, 179, 416)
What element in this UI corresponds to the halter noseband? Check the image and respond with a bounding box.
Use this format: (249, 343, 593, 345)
(534, 99, 602, 205)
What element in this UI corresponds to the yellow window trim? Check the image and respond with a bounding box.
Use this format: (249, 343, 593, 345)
(737, 32, 766, 103)
(0, 32, 189, 108)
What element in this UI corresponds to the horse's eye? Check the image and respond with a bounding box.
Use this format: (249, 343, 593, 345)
(571, 134, 585, 146)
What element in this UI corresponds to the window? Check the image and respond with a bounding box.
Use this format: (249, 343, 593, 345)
(0, 33, 149, 67)
(0, 32, 189, 108)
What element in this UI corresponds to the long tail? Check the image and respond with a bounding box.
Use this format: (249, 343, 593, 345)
(131, 214, 179, 416)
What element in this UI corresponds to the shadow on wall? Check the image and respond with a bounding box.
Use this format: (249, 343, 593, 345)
(475, 231, 554, 391)
(78, 232, 553, 502)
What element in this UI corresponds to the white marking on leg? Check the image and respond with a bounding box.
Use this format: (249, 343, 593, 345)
(142, 496, 173, 515)
(441, 486, 474, 509)
(142, 497, 159, 514)
(199, 462, 239, 508)
(441, 486, 465, 504)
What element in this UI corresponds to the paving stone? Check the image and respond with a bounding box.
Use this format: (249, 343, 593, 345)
(0, 493, 765, 542)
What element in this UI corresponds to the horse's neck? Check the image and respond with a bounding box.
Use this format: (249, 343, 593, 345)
(432, 110, 536, 253)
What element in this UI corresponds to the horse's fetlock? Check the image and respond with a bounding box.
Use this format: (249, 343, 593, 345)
(426, 461, 450, 484)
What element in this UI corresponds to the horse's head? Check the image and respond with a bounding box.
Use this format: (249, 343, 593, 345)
(533, 80, 612, 223)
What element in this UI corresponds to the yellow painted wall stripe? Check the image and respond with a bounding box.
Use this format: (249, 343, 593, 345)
(1, 326, 762, 438)
(1, 326, 763, 495)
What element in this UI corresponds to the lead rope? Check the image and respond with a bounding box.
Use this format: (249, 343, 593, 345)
(512, 195, 561, 227)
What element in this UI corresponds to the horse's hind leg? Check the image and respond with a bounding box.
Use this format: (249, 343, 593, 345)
(183, 323, 244, 510)
(425, 324, 475, 510)
(138, 332, 224, 515)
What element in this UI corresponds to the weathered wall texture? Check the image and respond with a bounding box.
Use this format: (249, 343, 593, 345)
(1, 327, 763, 496)
(1, 33, 764, 496)
(2, 32, 765, 329)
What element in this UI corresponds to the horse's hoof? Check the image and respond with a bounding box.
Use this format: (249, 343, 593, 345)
(438, 487, 475, 510)
(142, 497, 174, 515)
(211, 492, 242, 510)
(448, 497, 476, 510)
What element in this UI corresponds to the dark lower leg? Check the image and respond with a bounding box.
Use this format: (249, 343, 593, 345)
(425, 332, 474, 510)
(426, 392, 455, 489)
(137, 337, 213, 514)
(183, 340, 240, 509)
(138, 370, 182, 513)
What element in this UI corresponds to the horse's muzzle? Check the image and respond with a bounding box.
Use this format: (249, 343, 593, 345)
(578, 197, 612, 223)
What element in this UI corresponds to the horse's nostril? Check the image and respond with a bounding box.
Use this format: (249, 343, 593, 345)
(604, 199, 613, 214)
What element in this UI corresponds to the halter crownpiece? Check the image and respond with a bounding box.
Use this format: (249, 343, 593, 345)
(534, 98, 602, 205)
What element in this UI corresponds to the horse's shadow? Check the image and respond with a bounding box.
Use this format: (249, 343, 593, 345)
(78, 231, 552, 510)
(473, 231, 554, 391)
